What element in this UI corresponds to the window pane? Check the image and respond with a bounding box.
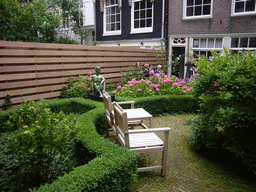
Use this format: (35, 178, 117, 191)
(201, 39, 207, 48)
(141, 19, 146, 28)
(140, 10, 146, 18)
(195, 6, 202, 15)
(116, 23, 120, 30)
(235, 2, 245, 13)
(146, 0, 152, 8)
(187, 7, 194, 16)
(195, 0, 202, 5)
(208, 38, 214, 48)
(111, 23, 115, 31)
(215, 38, 222, 48)
(116, 14, 120, 22)
(201, 51, 206, 57)
(240, 38, 248, 48)
(106, 24, 110, 31)
(187, 0, 194, 6)
(135, 2, 139, 10)
(141, 0, 145, 9)
(106, 16, 110, 23)
(246, 0, 255, 12)
(193, 39, 199, 48)
(147, 9, 152, 17)
(249, 37, 256, 48)
(135, 11, 139, 19)
(203, 5, 211, 15)
(135, 20, 139, 28)
(194, 51, 200, 56)
(231, 38, 239, 48)
(111, 7, 115, 14)
(111, 15, 115, 22)
(203, 0, 211, 4)
(146, 18, 152, 27)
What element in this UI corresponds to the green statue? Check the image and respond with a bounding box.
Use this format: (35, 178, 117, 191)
(92, 66, 105, 97)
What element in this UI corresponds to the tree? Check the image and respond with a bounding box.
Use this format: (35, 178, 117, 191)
(0, 0, 87, 43)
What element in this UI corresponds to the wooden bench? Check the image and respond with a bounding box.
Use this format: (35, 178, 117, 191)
(103, 91, 142, 137)
(113, 103, 171, 176)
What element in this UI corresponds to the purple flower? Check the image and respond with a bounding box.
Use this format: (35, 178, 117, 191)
(137, 89, 142, 92)
(129, 84, 134, 87)
(112, 91, 117, 94)
(88, 72, 93, 76)
(196, 73, 200, 77)
(78, 85, 81, 87)
(117, 86, 122, 89)
(173, 83, 179, 87)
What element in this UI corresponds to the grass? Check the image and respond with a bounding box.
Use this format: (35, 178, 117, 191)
(106, 114, 256, 192)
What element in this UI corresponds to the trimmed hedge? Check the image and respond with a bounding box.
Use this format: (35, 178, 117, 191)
(1, 98, 138, 192)
(115, 95, 199, 116)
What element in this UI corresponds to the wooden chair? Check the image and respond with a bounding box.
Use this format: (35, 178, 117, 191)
(103, 91, 141, 137)
(113, 104, 171, 176)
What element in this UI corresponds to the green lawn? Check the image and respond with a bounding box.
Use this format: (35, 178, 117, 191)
(106, 114, 256, 192)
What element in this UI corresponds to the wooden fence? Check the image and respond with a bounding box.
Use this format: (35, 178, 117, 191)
(0, 41, 160, 109)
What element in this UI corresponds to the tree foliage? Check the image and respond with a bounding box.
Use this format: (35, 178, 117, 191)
(0, 0, 86, 43)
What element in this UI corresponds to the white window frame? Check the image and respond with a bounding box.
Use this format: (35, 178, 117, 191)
(183, 0, 213, 20)
(231, 0, 256, 16)
(192, 37, 223, 58)
(230, 37, 256, 55)
(130, 0, 153, 34)
(103, 0, 121, 36)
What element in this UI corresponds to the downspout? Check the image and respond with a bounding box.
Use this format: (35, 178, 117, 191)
(161, 0, 165, 47)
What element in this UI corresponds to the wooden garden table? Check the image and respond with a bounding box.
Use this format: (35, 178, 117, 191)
(123, 108, 153, 128)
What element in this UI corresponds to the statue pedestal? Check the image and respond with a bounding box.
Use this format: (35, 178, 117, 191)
(89, 94, 115, 102)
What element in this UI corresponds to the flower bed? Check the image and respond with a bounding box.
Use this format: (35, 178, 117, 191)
(112, 71, 198, 98)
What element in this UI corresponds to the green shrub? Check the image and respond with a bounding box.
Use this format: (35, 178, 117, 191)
(120, 66, 144, 85)
(116, 94, 199, 116)
(2, 100, 80, 180)
(187, 50, 256, 174)
(61, 74, 93, 98)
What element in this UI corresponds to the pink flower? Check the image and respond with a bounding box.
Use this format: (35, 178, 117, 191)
(128, 81, 131, 84)
(129, 84, 134, 87)
(160, 73, 165, 78)
(88, 78, 92, 81)
(182, 91, 186, 93)
(196, 73, 200, 77)
(187, 88, 192, 91)
(175, 77, 180, 82)
(179, 81, 186, 86)
(149, 89, 152, 92)
(78, 85, 81, 87)
(88, 88, 91, 91)
(161, 80, 167, 83)
(129, 91, 133, 93)
(154, 74, 159, 77)
(173, 83, 179, 87)
(149, 70, 155, 75)
(167, 77, 172, 83)
(213, 83, 219, 87)
(141, 79, 146, 82)
(137, 89, 142, 92)
(146, 81, 151, 84)
(122, 87, 126, 89)
(183, 86, 188, 89)
(131, 79, 138, 84)
(117, 86, 122, 89)
(88, 72, 93, 75)
(156, 88, 160, 91)
(153, 84, 159, 89)
(112, 91, 117, 94)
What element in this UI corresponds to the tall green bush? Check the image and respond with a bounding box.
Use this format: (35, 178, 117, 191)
(187, 50, 256, 173)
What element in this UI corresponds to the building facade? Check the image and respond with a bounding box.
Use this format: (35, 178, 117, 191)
(168, 0, 256, 78)
(95, 0, 167, 49)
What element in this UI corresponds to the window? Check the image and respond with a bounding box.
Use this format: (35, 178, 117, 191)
(131, 0, 153, 34)
(103, 0, 121, 36)
(183, 0, 212, 19)
(231, 0, 256, 16)
(231, 37, 256, 55)
(192, 38, 223, 58)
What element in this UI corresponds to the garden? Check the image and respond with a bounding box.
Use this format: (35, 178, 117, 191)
(0, 51, 255, 191)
